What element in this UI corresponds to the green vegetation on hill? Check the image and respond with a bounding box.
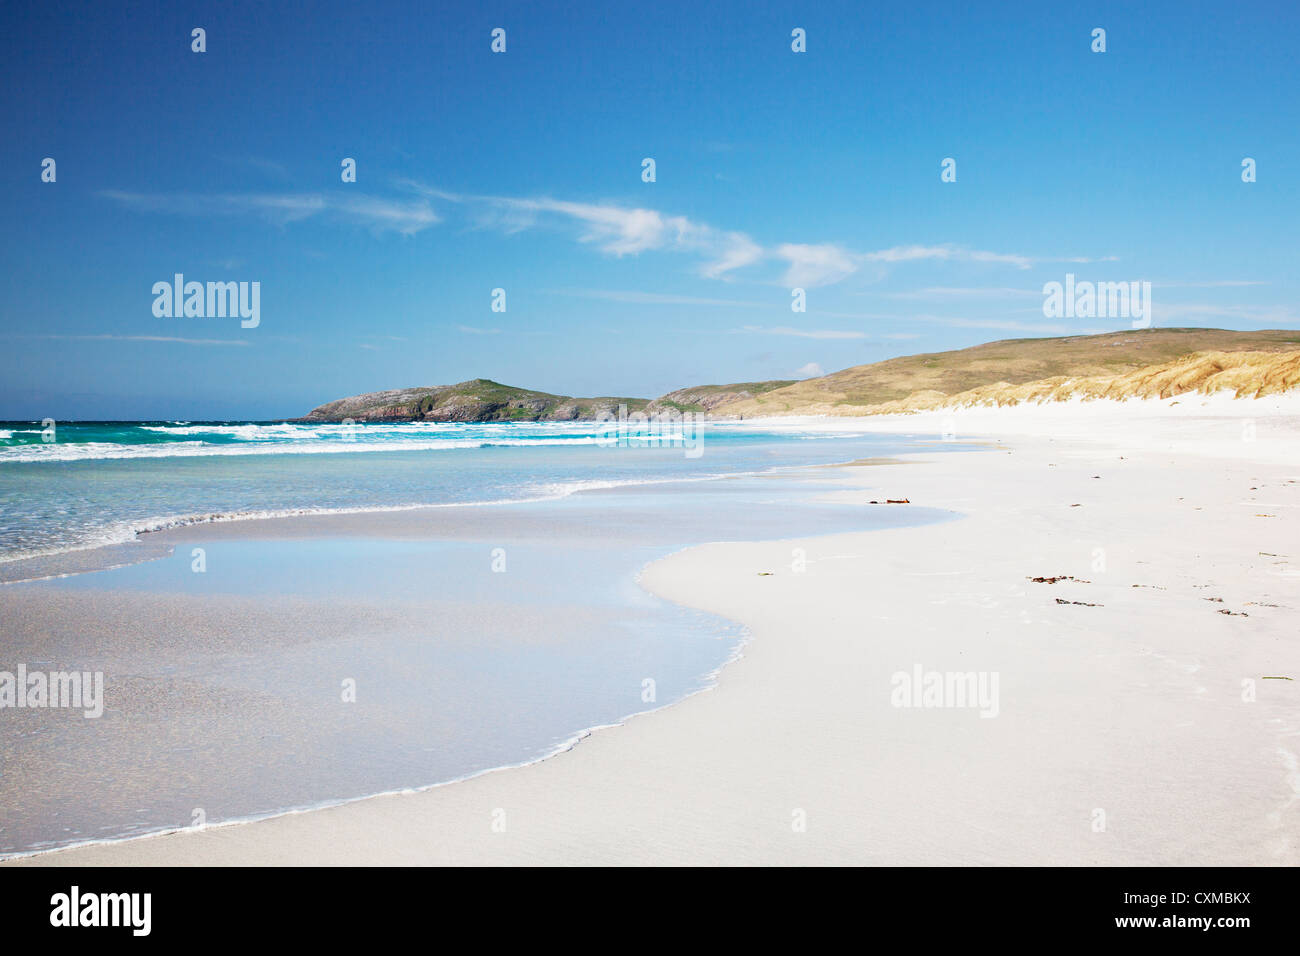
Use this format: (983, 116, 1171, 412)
(722, 329, 1300, 416)
(303, 378, 649, 423)
(300, 330, 1300, 422)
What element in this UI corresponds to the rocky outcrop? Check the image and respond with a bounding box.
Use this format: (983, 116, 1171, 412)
(301, 380, 648, 423)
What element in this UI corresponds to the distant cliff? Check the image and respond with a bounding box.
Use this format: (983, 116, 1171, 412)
(301, 378, 796, 423)
(300, 379, 650, 422)
(642, 381, 796, 415)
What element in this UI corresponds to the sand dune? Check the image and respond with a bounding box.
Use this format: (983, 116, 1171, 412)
(756, 349, 1300, 417)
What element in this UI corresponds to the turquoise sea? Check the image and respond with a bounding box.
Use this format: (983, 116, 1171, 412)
(0, 418, 950, 562)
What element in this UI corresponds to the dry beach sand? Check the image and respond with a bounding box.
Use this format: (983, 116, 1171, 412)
(12, 394, 1300, 866)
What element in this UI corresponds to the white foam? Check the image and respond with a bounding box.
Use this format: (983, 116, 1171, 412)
(0, 436, 609, 463)
(0, 471, 735, 571)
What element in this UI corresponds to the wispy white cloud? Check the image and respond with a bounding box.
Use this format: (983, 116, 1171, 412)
(472, 195, 764, 278)
(795, 361, 825, 378)
(100, 190, 437, 235)
(775, 243, 861, 287)
(864, 245, 1034, 270)
(519, 198, 675, 255)
(102, 179, 1105, 286)
(333, 195, 439, 234)
(699, 233, 765, 279)
(399, 180, 1051, 286)
(456, 325, 503, 335)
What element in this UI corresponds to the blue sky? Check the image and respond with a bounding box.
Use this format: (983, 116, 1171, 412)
(2, 0, 1297, 419)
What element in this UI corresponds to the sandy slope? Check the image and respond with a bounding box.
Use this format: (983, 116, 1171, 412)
(11, 394, 1300, 865)
(721, 332, 1300, 417)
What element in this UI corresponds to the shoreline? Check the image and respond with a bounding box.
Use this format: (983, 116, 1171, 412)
(0, 474, 731, 581)
(0, 609, 763, 865)
(8, 396, 1300, 865)
(8, 391, 1289, 580)
(0, 550, 760, 864)
(0, 431, 932, 584)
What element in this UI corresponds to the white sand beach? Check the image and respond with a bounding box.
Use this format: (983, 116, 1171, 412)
(12, 394, 1300, 866)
